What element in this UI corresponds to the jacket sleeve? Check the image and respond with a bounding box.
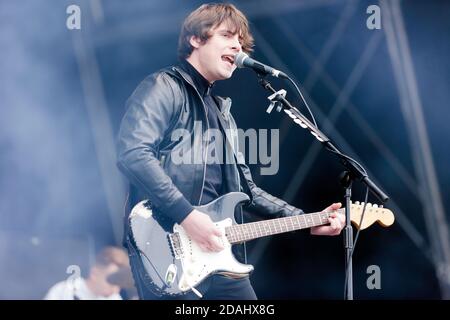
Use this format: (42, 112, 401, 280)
(236, 151, 304, 218)
(116, 73, 193, 224)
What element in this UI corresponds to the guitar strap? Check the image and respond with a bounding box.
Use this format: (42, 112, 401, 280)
(211, 96, 252, 264)
(210, 96, 252, 202)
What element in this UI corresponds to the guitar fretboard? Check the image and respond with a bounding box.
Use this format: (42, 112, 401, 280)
(225, 209, 344, 244)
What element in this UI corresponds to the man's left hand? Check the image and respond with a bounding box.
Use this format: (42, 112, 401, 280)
(310, 203, 345, 236)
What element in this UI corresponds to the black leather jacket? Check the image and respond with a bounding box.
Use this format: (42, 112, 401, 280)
(117, 65, 303, 236)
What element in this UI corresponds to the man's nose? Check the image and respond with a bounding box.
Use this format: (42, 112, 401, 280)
(231, 37, 241, 52)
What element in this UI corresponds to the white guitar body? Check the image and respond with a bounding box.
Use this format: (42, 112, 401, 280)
(173, 218, 254, 293)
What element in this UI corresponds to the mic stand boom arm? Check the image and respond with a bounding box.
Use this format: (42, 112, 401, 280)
(258, 76, 389, 300)
(258, 77, 388, 203)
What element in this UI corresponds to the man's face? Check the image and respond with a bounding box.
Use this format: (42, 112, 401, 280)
(189, 21, 242, 83)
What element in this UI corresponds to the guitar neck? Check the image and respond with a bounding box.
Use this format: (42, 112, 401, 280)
(225, 208, 344, 244)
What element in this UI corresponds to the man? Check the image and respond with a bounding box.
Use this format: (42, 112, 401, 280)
(44, 246, 129, 300)
(117, 3, 345, 300)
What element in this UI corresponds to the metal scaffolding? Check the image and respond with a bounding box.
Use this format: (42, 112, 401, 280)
(380, 0, 450, 298)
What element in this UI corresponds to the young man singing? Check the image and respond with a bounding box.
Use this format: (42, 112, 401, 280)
(117, 3, 345, 300)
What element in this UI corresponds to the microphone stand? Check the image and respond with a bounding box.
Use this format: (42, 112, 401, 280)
(257, 75, 389, 300)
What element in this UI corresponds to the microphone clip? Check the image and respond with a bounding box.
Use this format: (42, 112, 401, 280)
(266, 89, 286, 114)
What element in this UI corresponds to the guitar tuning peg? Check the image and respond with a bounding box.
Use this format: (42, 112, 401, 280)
(373, 204, 378, 208)
(367, 202, 372, 207)
(355, 201, 360, 205)
(380, 205, 383, 208)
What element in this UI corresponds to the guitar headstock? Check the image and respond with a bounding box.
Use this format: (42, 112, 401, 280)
(349, 202, 395, 230)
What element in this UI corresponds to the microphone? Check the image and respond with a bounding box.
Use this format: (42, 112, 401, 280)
(234, 51, 288, 79)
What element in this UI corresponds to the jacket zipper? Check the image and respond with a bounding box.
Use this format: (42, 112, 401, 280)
(172, 67, 209, 206)
(229, 123, 242, 192)
(173, 67, 247, 263)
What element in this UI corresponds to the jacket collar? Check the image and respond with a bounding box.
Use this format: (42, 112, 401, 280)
(177, 60, 212, 98)
(169, 66, 232, 119)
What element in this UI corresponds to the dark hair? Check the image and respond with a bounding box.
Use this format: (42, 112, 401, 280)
(178, 3, 254, 60)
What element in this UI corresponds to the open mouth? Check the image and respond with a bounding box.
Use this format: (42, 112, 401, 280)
(221, 55, 234, 66)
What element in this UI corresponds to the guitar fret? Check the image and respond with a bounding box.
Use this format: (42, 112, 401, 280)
(290, 216, 295, 231)
(267, 221, 272, 234)
(302, 215, 308, 228)
(306, 214, 313, 227)
(241, 225, 247, 241)
(301, 215, 306, 229)
(293, 217, 298, 230)
(226, 210, 333, 245)
(312, 213, 320, 226)
(286, 217, 292, 232)
(231, 226, 238, 243)
(292, 216, 300, 229)
(296, 216, 302, 229)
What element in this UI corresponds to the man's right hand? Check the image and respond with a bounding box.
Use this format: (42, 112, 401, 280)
(180, 209, 224, 252)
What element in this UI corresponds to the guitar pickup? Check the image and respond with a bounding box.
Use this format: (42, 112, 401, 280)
(168, 233, 183, 259)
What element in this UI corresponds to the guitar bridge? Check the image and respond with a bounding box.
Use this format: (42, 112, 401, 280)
(168, 233, 183, 259)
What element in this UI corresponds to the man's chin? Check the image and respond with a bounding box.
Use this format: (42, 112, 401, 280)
(220, 70, 234, 80)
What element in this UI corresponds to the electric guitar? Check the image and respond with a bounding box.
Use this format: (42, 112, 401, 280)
(129, 192, 394, 298)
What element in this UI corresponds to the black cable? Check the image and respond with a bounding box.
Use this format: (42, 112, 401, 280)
(278, 74, 370, 298)
(286, 75, 318, 128)
(283, 75, 367, 178)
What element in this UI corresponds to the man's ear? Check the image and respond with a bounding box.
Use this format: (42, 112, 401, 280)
(189, 35, 203, 49)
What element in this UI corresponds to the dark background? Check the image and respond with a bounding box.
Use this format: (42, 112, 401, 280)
(1, 0, 449, 299)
